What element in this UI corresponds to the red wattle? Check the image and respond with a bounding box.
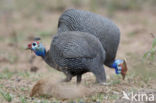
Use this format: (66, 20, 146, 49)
(28, 43, 32, 48)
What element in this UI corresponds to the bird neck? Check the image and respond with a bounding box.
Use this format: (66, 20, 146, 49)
(42, 50, 55, 68)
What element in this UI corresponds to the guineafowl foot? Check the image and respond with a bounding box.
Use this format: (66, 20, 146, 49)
(62, 74, 72, 82)
(111, 59, 128, 80)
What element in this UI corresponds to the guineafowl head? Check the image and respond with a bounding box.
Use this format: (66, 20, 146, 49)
(27, 41, 46, 57)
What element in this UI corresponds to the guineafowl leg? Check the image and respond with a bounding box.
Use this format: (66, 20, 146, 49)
(77, 75, 82, 84)
(90, 65, 106, 83)
(63, 73, 73, 82)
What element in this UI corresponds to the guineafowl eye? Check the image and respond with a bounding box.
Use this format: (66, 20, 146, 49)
(32, 42, 39, 48)
(32, 42, 36, 46)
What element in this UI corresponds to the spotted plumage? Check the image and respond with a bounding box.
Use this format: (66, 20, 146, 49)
(27, 31, 106, 84)
(27, 9, 128, 84)
(58, 9, 127, 79)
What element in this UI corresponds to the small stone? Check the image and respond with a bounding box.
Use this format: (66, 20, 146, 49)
(30, 66, 39, 72)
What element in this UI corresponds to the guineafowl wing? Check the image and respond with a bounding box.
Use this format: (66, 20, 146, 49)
(51, 33, 96, 59)
(62, 39, 96, 58)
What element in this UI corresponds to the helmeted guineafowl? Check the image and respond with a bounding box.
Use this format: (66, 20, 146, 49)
(58, 9, 127, 79)
(27, 31, 107, 84)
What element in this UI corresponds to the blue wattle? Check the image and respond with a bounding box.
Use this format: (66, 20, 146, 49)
(111, 59, 123, 74)
(35, 48, 46, 57)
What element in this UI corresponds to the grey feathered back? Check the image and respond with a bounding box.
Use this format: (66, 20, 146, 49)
(58, 9, 120, 66)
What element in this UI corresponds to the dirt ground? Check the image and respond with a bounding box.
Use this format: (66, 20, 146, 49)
(0, 1, 156, 103)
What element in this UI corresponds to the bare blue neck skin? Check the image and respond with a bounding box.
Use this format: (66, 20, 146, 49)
(32, 43, 46, 58)
(31, 43, 56, 69)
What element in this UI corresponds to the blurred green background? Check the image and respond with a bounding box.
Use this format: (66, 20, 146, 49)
(0, 0, 156, 18)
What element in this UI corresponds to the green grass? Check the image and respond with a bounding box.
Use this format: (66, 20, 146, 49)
(0, 89, 13, 102)
(20, 96, 27, 103)
(109, 75, 121, 85)
(20, 87, 29, 92)
(144, 37, 156, 61)
(111, 79, 121, 85)
(18, 71, 30, 78)
(0, 68, 15, 79)
(109, 93, 119, 100)
(90, 93, 105, 102)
